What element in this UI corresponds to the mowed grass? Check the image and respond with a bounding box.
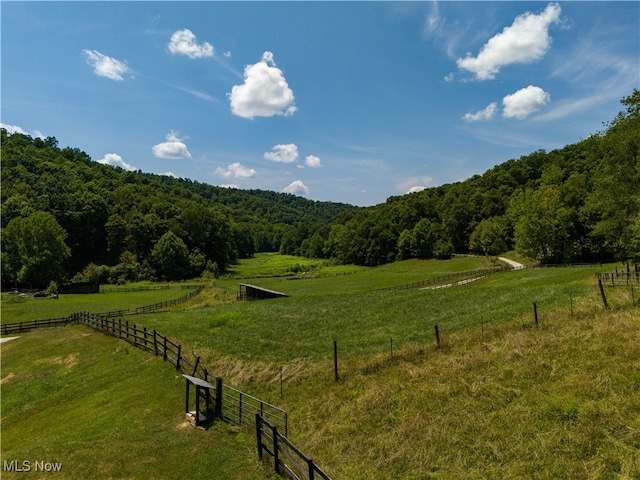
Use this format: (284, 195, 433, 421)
(0, 326, 273, 480)
(1, 284, 203, 324)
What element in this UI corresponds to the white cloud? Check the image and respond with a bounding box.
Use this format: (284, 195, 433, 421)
(228, 51, 297, 119)
(82, 49, 131, 81)
(97, 153, 136, 171)
(215, 162, 256, 179)
(444, 73, 455, 82)
(305, 155, 322, 168)
(152, 131, 192, 159)
(219, 183, 240, 189)
(161, 171, 177, 178)
(223, 51, 232, 58)
(463, 102, 498, 122)
(168, 29, 214, 59)
(283, 180, 309, 196)
(502, 85, 551, 119)
(456, 3, 562, 80)
(398, 176, 434, 194)
(1, 123, 28, 135)
(264, 143, 299, 163)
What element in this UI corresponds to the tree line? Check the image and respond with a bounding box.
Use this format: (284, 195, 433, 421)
(2, 91, 638, 287)
(0, 133, 357, 287)
(290, 90, 639, 266)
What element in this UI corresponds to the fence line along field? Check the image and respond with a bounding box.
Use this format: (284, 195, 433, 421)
(2, 255, 638, 479)
(0, 283, 205, 324)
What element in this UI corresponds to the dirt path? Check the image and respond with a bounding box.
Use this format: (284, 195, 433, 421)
(0, 336, 20, 343)
(498, 257, 526, 270)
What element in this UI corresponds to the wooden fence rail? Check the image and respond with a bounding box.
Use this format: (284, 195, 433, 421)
(256, 414, 332, 480)
(0, 317, 73, 335)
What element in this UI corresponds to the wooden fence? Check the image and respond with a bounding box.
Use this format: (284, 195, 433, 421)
(69, 312, 289, 435)
(0, 316, 72, 335)
(0, 286, 204, 336)
(256, 414, 332, 480)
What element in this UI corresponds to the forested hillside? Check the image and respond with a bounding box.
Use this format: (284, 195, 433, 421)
(292, 90, 639, 266)
(0, 133, 357, 287)
(2, 91, 638, 287)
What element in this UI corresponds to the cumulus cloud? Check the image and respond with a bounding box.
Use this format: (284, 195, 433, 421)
(398, 176, 434, 195)
(463, 102, 498, 122)
(97, 153, 137, 171)
(502, 85, 551, 119)
(152, 131, 192, 159)
(1, 123, 28, 135)
(305, 155, 322, 168)
(215, 162, 256, 180)
(82, 49, 131, 81)
(161, 171, 177, 178)
(229, 51, 297, 119)
(283, 180, 309, 196)
(264, 143, 299, 163)
(168, 29, 214, 59)
(456, 3, 562, 80)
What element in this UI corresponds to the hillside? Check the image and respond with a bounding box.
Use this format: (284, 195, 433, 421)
(2, 91, 638, 288)
(296, 91, 640, 266)
(0, 131, 358, 287)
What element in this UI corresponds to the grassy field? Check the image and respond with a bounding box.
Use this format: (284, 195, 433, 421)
(1, 283, 204, 324)
(2, 254, 639, 479)
(0, 326, 273, 480)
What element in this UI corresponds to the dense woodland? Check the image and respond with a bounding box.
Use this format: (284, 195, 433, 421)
(2, 91, 639, 287)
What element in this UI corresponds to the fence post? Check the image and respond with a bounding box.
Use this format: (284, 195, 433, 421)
(163, 336, 168, 361)
(533, 302, 538, 326)
(255, 414, 263, 460)
(333, 340, 339, 381)
(239, 392, 243, 425)
(308, 458, 316, 480)
(434, 324, 440, 348)
(272, 424, 280, 474)
(192, 353, 200, 376)
(215, 377, 223, 420)
(153, 330, 158, 355)
(176, 345, 182, 371)
(598, 279, 610, 310)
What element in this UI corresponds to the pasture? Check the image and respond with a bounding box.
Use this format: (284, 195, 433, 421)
(2, 255, 639, 479)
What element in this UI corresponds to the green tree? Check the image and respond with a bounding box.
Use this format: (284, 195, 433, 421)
(151, 231, 190, 281)
(3, 211, 71, 286)
(470, 217, 509, 256)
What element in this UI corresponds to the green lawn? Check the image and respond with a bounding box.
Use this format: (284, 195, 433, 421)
(0, 326, 273, 480)
(0, 284, 203, 324)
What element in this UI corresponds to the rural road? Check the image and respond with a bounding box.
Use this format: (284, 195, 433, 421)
(498, 257, 526, 270)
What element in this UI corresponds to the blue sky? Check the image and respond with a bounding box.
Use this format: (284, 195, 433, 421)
(2, 2, 638, 206)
